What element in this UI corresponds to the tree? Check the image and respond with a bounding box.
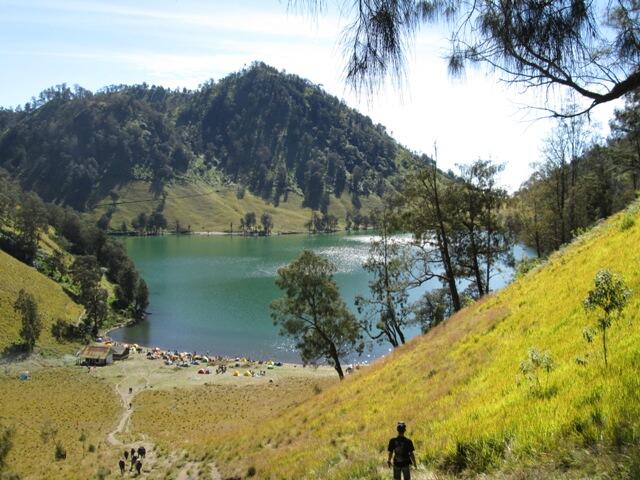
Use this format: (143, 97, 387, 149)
(133, 279, 149, 320)
(271, 250, 363, 379)
(243, 212, 257, 234)
(355, 206, 411, 348)
(401, 157, 462, 311)
(298, 0, 640, 114)
(13, 289, 42, 351)
(260, 211, 274, 235)
(15, 194, 46, 263)
(610, 90, 640, 190)
(455, 159, 513, 296)
(413, 288, 452, 333)
(71, 255, 108, 337)
(583, 269, 632, 367)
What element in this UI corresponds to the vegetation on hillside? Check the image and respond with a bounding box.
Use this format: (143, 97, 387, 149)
(0, 249, 82, 355)
(198, 201, 640, 479)
(0, 63, 414, 224)
(510, 93, 640, 257)
(0, 172, 147, 353)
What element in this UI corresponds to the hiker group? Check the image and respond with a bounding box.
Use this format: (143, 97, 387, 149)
(118, 446, 146, 476)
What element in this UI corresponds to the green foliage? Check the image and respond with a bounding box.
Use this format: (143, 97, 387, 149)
(519, 348, 555, 395)
(583, 269, 632, 366)
(620, 212, 635, 231)
(515, 257, 542, 279)
(271, 250, 363, 379)
(355, 206, 411, 347)
(441, 434, 511, 474)
(70, 256, 108, 337)
(260, 211, 273, 235)
(512, 96, 640, 256)
(0, 64, 405, 212)
(13, 289, 42, 351)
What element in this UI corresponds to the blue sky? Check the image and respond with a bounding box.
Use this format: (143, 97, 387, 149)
(0, 0, 621, 189)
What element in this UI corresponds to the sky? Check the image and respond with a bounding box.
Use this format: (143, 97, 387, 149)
(0, 0, 623, 190)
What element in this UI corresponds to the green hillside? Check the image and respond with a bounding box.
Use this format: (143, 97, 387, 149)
(0, 249, 83, 355)
(0, 63, 416, 223)
(131, 203, 640, 479)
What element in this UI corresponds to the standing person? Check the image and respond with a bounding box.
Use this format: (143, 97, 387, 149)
(124, 450, 129, 460)
(387, 422, 416, 480)
(118, 459, 125, 475)
(135, 460, 142, 475)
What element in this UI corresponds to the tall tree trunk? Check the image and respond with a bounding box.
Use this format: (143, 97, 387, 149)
(430, 166, 461, 311)
(469, 230, 485, 297)
(330, 343, 345, 380)
(602, 327, 608, 368)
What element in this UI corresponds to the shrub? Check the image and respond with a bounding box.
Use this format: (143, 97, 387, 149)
(515, 257, 542, 278)
(620, 213, 635, 231)
(441, 435, 510, 474)
(247, 466, 257, 477)
(519, 348, 555, 392)
(54, 442, 66, 460)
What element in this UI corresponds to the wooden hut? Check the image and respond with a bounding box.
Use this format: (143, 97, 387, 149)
(78, 345, 113, 366)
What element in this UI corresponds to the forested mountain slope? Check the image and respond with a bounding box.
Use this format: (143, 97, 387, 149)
(157, 202, 640, 479)
(0, 63, 414, 228)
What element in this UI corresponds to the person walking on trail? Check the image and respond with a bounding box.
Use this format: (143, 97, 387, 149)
(135, 460, 142, 476)
(118, 459, 125, 475)
(387, 422, 416, 480)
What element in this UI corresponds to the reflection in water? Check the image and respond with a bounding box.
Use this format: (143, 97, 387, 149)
(110, 233, 533, 362)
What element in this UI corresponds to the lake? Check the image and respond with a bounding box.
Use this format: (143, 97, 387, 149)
(110, 233, 532, 362)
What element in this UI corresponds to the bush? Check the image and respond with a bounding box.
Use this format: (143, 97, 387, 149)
(441, 435, 510, 474)
(54, 442, 66, 460)
(247, 466, 257, 477)
(620, 213, 635, 231)
(515, 257, 542, 278)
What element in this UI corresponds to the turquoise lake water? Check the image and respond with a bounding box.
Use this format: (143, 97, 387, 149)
(110, 233, 532, 362)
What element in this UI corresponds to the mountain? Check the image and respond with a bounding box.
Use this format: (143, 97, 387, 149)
(0, 63, 416, 231)
(134, 202, 639, 479)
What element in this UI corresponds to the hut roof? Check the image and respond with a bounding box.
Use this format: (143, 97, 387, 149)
(79, 345, 112, 360)
(111, 344, 129, 355)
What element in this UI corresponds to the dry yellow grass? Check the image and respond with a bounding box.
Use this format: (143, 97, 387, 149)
(0, 367, 120, 479)
(189, 203, 640, 479)
(91, 179, 383, 233)
(0, 249, 83, 355)
(131, 375, 337, 459)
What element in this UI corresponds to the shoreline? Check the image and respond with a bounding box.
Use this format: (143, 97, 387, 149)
(103, 322, 370, 369)
(107, 228, 374, 238)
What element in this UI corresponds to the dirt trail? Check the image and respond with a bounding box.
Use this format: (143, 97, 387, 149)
(106, 365, 221, 479)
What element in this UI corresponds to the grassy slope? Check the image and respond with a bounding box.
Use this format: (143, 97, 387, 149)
(203, 204, 640, 479)
(0, 367, 120, 479)
(91, 180, 383, 233)
(0, 249, 83, 355)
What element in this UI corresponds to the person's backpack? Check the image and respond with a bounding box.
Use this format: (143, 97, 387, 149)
(393, 437, 410, 464)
